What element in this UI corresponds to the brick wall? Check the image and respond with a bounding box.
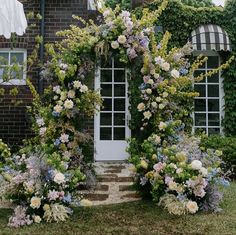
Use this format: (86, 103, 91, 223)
(0, 0, 89, 146)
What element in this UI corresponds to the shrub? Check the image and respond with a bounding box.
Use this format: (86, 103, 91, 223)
(200, 135, 236, 176)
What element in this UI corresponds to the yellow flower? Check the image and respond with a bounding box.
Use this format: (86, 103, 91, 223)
(140, 159, 148, 169)
(43, 204, 50, 211)
(176, 151, 187, 162)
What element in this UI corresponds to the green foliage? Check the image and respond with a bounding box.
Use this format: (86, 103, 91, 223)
(105, 0, 131, 9)
(181, 0, 214, 7)
(200, 135, 236, 173)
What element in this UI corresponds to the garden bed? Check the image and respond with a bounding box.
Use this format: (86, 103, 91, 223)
(0, 182, 235, 235)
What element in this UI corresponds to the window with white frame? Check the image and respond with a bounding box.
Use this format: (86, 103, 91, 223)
(0, 49, 27, 85)
(193, 51, 223, 135)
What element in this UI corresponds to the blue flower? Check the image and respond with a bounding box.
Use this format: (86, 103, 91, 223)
(52, 111, 60, 117)
(63, 193, 72, 203)
(54, 139, 61, 146)
(179, 67, 188, 76)
(139, 83, 147, 90)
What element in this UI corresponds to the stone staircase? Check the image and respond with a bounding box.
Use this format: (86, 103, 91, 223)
(79, 162, 141, 205)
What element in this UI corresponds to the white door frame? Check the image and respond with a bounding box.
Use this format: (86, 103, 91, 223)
(94, 58, 131, 161)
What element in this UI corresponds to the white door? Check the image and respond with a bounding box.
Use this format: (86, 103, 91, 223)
(94, 58, 130, 161)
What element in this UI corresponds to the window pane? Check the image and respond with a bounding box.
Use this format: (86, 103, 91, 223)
(11, 68, 23, 80)
(101, 84, 112, 97)
(10, 53, 24, 65)
(103, 99, 112, 111)
(195, 113, 206, 126)
(100, 128, 112, 140)
(207, 72, 219, 83)
(0, 53, 8, 65)
(195, 99, 206, 111)
(100, 113, 112, 126)
(0, 67, 6, 79)
(114, 70, 125, 82)
(114, 84, 125, 97)
(194, 70, 206, 83)
(114, 127, 125, 140)
(208, 113, 220, 126)
(208, 128, 220, 135)
(208, 85, 219, 97)
(194, 84, 206, 97)
(101, 70, 112, 82)
(114, 113, 125, 126)
(114, 99, 125, 111)
(208, 99, 219, 111)
(207, 56, 219, 69)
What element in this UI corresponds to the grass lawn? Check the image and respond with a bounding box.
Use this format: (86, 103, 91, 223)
(0, 183, 236, 235)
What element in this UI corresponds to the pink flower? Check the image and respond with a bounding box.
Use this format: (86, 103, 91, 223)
(48, 190, 60, 201)
(153, 162, 165, 172)
(165, 176, 173, 185)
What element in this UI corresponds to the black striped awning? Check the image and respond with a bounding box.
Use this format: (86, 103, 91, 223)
(190, 24, 232, 51)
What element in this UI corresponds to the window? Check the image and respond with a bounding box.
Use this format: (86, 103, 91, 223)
(193, 51, 223, 135)
(0, 49, 27, 85)
(87, 0, 102, 10)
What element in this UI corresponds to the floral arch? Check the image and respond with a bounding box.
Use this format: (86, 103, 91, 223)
(0, 0, 233, 227)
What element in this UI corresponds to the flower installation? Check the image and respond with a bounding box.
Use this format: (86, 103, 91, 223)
(0, 0, 233, 227)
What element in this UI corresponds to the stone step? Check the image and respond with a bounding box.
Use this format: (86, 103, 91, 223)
(97, 175, 134, 183)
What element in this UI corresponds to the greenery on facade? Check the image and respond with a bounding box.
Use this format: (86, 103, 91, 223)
(106, 0, 236, 136)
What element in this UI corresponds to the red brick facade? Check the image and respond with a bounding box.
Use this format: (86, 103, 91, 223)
(0, 0, 90, 146)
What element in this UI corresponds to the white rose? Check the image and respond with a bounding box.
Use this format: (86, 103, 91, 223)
(151, 101, 157, 108)
(171, 69, 180, 78)
(54, 105, 63, 113)
(73, 81, 82, 89)
(191, 160, 202, 170)
(146, 88, 152, 94)
(154, 135, 161, 144)
(154, 73, 160, 79)
(117, 35, 127, 44)
(64, 99, 74, 109)
(162, 92, 168, 98)
(200, 167, 208, 176)
(53, 86, 61, 94)
(156, 97, 162, 102)
(80, 85, 88, 93)
(186, 200, 199, 214)
(137, 102, 145, 111)
(111, 41, 119, 49)
(33, 215, 42, 223)
(143, 111, 152, 119)
(159, 103, 165, 110)
(161, 62, 170, 71)
(36, 118, 44, 127)
(30, 197, 41, 209)
(54, 172, 65, 184)
(147, 79, 154, 85)
(68, 90, 75, 98)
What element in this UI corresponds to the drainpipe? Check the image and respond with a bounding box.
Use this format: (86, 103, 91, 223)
(39, 0, 45, 94)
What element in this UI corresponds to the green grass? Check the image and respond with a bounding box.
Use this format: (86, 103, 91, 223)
(1, 183, 236, 235)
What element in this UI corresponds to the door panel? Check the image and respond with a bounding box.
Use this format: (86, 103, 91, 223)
(94, 59, 130, 161)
